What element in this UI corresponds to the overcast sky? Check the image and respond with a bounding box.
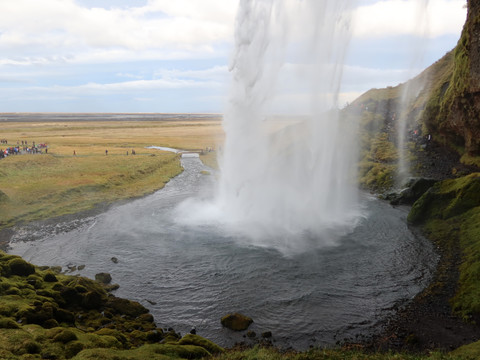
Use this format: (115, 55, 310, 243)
(0, 0, 467, 113)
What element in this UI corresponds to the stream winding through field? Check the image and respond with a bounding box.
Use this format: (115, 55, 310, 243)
(8, 155, 438, 349)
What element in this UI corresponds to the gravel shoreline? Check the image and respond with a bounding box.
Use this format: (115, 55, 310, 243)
(362, 141, 480, 352)
(0, 202, 112, 252)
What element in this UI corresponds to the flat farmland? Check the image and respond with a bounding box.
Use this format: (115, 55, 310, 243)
(0, 117, 224, 229)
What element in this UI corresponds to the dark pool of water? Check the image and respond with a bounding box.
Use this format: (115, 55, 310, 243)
(8, 156, 437, 349)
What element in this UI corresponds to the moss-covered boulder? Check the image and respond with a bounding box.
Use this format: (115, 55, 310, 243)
(95, 328, 128, 346)
(95, 272, 112, 285)
(7, 257, 35, 276)
(52, 328, 78, 343)
(106, 297, 148, 318)
(408, 173, 480, 224)
(178, 333, 224, 354)
(386, 178, 438, 205)
(43, 271, 58, 282)
(151, 343, 212, 359)
(221, 313, 253, 331)
(0, 316, 19, 329)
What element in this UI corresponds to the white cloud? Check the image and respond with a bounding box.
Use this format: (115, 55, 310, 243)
(153, 66, 229, 82)
(0, 68, 224, 97)
(0, 0, 237, 64)
(78, 78, 219, 92)
(0, 0, 469, 112)
(353, 0, 466, 38)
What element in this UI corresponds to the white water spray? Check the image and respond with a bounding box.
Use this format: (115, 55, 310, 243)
(396, 0, 430, 186)
(210, 0, 361, 250)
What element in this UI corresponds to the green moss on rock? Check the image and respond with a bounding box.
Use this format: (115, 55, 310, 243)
(178, 333, 224, 354)
(7, 258, 35, 277)
(408, 173, 480, 224)
(220, 313, 253, 331)
(0, 317, 19, 329)
(95, 328, 128, 346)
(0, 251, 229, 359)
(151, 343, 211, 359)
(94, 273, 112, 285)
(52, 328, 78, 343)
(106, 297, 148, 318)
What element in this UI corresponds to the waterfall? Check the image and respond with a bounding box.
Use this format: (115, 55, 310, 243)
(396, 0, 430, 186)
(214, 0, 361, 251)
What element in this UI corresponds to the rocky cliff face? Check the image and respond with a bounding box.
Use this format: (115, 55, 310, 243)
(424, 0, 480, 156)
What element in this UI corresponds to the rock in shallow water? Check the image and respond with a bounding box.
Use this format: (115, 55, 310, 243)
(221, 313, 253, 331)
(95, 272, 112, 284)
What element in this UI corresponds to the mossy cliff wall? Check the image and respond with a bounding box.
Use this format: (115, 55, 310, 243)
(423, 0, 480, 156)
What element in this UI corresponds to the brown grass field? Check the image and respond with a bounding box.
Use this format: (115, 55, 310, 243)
(0, 118, 224, 229)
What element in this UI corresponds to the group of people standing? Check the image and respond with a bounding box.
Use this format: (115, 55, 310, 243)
(0, 140, 48, 159)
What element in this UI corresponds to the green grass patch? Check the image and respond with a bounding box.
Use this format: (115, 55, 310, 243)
(0, 153, 182, 229)
(213, 345, 460, 360)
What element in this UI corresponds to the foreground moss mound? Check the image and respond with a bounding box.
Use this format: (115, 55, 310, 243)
(0, 251, 223, 359)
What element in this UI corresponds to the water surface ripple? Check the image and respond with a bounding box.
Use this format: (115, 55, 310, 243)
(9, 157, 438, 349)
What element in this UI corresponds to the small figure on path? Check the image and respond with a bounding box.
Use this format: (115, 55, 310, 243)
(105, 149, 108, 156)
(73, 150, 76, 156)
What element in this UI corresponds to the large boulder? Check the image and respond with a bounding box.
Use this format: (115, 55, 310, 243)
(95, 272, 112, 284)
(386, 178, 437, 205)
(220, 313, 253, 331)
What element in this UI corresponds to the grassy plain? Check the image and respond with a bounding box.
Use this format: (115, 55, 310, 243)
(0, 118, 224, 229)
